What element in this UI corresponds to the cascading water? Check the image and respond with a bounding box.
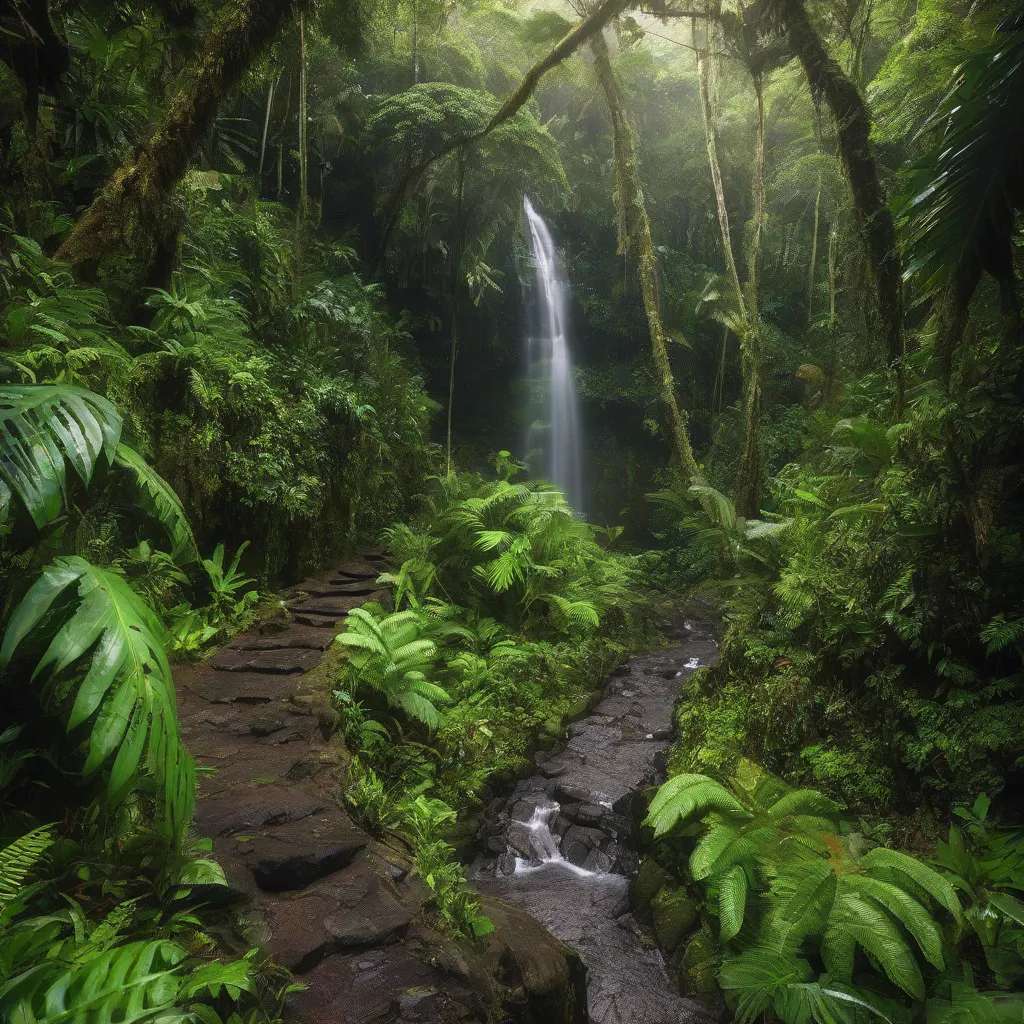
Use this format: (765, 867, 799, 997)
(523, 197, 583, 511)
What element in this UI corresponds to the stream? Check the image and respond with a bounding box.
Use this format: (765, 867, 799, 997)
(471, 619, 719, 1024)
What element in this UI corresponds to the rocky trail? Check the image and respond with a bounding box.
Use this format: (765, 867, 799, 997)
(175, 551, 587, 1024)
(472, 619, 720, 1024)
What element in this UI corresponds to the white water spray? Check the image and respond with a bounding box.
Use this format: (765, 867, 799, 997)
(523, 197, 583, 510)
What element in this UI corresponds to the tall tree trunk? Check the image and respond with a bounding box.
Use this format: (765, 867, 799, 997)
(56, 0, 301, 286)
(295, 10, 308, 276)
(592, 31, 702, 483)
(772, 0, 904, 400)
(807, 171, 821, 319)
(696, 18, 762, 515)
(734, 75, 766, 518)
(696, 26, 745, 313)
(257, 77, 275, 192)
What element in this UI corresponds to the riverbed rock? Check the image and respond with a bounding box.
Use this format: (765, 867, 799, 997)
(652, 886, 699, 953)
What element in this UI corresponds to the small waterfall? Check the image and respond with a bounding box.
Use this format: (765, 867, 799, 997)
(523, 197, 583, 511)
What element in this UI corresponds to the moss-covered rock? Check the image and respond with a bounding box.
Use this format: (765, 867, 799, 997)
(632, 856, 668, 915)
(677, 923, 720, 996)
(651, 886, 698, 953)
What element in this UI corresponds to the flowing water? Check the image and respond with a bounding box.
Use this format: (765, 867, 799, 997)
(523, 197, 583, 511)
(472, 620, 720, 1024)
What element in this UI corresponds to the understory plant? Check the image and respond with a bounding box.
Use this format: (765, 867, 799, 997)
(644, 764, 1024, 1024)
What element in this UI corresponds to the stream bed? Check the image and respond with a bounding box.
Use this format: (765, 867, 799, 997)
(471, 619, 719, 1024)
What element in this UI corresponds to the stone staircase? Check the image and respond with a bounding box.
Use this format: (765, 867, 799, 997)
(174, 551, 587, 1024)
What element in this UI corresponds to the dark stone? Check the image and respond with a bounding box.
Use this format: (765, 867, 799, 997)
(192, 672, 299, 704)
(306, 582, 380, 596)
(290, 597, 365, 616)
(652, 887, 699, 954)
(231, 814, 368, 891)
(582, 848, 613, 874)
(210, 648, 320, 674)
(195, 786, 327, 837)
(336, 560, 380, 579)
(231, 626, 335, 651)
(562, 825, 606, 867)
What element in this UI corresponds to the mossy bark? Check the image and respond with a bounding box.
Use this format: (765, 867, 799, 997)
(56, 0, 299, 286)
(772, 0, 904, 399)
(592, 31, 702, 483)
(696, 22, 762, 516)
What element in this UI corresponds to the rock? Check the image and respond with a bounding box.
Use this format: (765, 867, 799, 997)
(229, 813, 368, 891)
(289, 596, 365, 617)
(209, 648, 320, 674)
(561, 825, 606, 867)
(479, 896, 588, 1024)
(632, 857, 669, 914)
(263, 861, 412, 970)
(196, 786, 327, 837)
(651, 887, 698, 953)
(582, 848, 613, 874)
(335, 560, 380, 579)
(305, 581, 380, 596)
(231, 626, 336, 651)
(191, 671, 300, 704)
(573, 803, 606, 825)
(678, 924, 720, 996)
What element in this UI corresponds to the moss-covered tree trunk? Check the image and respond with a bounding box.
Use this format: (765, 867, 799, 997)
(696, 21, 762, 516)
(772, 0, 904, 399)
(592, 31, 702, 483)
(56, 0, 299, 286)
(734, 77, 766, 518)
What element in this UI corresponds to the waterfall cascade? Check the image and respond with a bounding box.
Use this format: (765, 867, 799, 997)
(523, 197, 583, 510)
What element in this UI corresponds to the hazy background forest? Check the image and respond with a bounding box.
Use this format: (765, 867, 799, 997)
(1, 0, 1024, 1020)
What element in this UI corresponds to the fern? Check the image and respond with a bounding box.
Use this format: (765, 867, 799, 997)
(0, 826, 54, 914)
(337, 608, 448, 729)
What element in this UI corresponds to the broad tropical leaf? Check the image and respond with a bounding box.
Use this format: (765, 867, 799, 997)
(0, 385, 120, 530)
(0, 557, 194, 828)
(113, 444, 198, 563)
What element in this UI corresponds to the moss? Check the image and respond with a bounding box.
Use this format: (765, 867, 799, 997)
(677, 923, 720, 997)
(651, 886, 698, 954)
(632, 857, 669, 915)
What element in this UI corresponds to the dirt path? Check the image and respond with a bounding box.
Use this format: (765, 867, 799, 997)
(175, 551, 586, 1024)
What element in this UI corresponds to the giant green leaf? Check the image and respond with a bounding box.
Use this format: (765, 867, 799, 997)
(0, 557, 194, 828)
(0, 385, 121, 530)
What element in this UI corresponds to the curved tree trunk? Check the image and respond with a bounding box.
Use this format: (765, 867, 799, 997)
(771, 0, 904, 400)
(592, 31, 702, 483)
(56, 0, 300, 286)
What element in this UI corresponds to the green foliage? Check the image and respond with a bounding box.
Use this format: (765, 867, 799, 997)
(336, 607, 449, 729)
(0, 556, 195, 836)
(645, 765, 1024, 1023)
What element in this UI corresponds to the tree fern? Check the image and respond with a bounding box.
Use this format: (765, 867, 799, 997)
(0, 557, 194, 834)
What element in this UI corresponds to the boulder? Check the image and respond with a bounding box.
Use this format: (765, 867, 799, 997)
(651, 886, 698, 953)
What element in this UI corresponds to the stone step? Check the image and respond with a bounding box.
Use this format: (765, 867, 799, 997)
(231, 626, 336, 652)
(292, 611, 345, 628)
(189, 671, 302, 705)
(224, 810, 368, 892)
(260, 858, 412, 972)
(335, 560, 379, 580)
(196, 784, 329, 837)
(289, 596, 367, 617)
(209, 648, 320, 675)
(305, 582, 380, 597)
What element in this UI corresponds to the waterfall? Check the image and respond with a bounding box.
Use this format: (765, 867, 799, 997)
(523, 197, 583, 511)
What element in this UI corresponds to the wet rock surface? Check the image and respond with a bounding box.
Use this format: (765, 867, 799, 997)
(472, 620, 719, 1024)
(177, 552, 588, 1024)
